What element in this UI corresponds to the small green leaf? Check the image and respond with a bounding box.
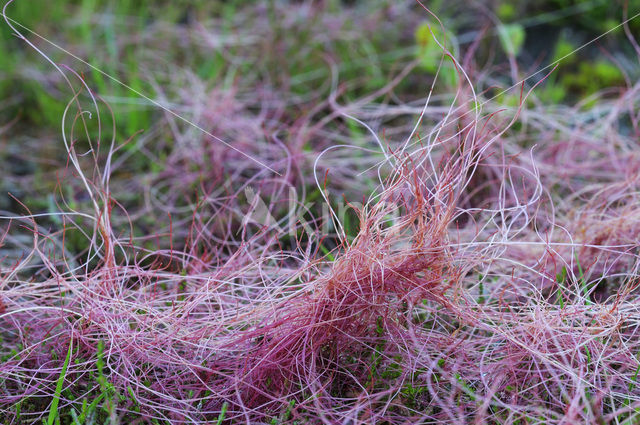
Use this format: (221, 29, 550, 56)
(552, 38, 576, 65)
(498, 23, 525, 57)
(497, 3, 516, 21)
(415, 21, 458, 83)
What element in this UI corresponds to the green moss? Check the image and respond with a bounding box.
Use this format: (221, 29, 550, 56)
(541, 84, 567, 103)
(562, 60, 624, 96)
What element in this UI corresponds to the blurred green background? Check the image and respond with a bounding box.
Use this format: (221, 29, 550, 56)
(0, 0, 638, 232)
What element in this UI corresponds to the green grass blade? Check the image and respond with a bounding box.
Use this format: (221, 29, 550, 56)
(216, 402, 229, 425)
(47, 339, 73, 425)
